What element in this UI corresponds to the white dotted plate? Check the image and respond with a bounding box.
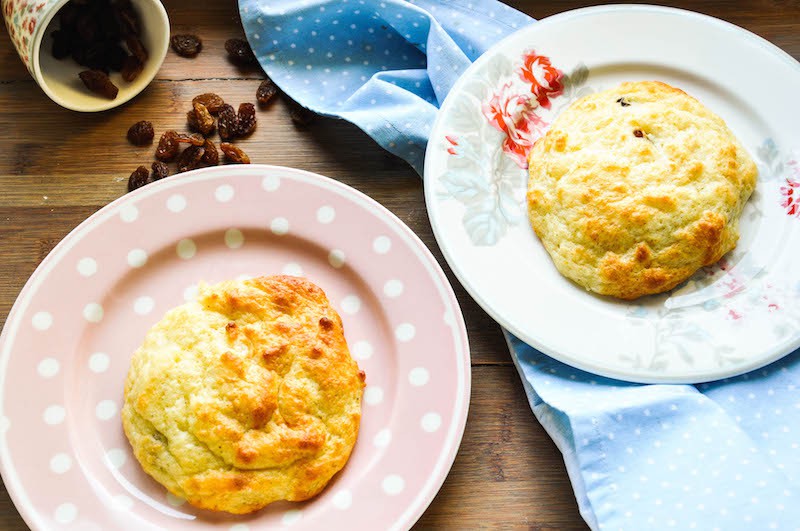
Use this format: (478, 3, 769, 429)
(425, 5, 800, 383)
(0, 165, 470, 530)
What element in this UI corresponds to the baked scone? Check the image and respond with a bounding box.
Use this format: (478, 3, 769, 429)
(122, 275, 365, 514)
(527, 81, 757, 299)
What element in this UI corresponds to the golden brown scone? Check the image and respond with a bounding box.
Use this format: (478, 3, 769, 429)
(527, 81, 757, 299)
(122, 275, 365, 514)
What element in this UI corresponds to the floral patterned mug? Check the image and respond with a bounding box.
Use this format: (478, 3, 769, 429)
(2, 0, 170, 111)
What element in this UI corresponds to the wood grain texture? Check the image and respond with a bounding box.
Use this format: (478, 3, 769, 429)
(0, 0, 798, 529)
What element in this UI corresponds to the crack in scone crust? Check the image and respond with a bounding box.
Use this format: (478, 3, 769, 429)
(122, 275, 365, 514)
(527, 81, 758, 299)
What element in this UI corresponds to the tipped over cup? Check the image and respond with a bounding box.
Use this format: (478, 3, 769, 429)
(2, 0, 170, 112)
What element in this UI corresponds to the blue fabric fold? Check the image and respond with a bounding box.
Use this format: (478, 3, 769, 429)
(239, 1, 800, 528)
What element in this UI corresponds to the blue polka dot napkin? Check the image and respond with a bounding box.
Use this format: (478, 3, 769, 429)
(239, 1, 800, 528)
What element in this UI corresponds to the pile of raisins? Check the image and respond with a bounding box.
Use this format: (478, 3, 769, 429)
(127, 92, 260, 192)
(51, 0, 148, 99)
(123, 34, 322, 193)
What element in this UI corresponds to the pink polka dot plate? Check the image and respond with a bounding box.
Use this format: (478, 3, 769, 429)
(0, 165, 470, 530)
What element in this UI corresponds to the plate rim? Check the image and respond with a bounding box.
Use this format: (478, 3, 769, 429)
(423, 3, 800, 384)
(0, 164, 471, 531)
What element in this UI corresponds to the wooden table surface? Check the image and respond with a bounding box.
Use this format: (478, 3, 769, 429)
(1, 0, 798, 529)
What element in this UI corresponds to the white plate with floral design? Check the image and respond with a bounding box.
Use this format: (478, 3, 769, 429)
(424, 5, 800, 384)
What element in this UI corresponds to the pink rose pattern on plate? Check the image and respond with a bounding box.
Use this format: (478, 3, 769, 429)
(438, 51, 589, 246)
(780, 159, 799, 218)
(480, 50, 564, 169)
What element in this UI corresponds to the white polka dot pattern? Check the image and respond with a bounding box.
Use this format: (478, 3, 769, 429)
(382, 475, 405, 495)
(49, 453, 72, 474)
(282, 509, 302, 524)
(127, 249, 147, 268)
(176, 239, 196, 259)
(83, 303, 104, 323)
(31, 311, 52, 331)
(77, 257, 98, 277)
(328, 249, 346, 268)
(166, 194, 187, 212)
(54, 503, 77, 524)
(0, 166, 473, 530)
(224, 228, 245, 249)
(37, 358, 59, 378)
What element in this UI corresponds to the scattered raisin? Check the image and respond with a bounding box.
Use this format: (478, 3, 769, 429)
(120, 55, 143, 82)
(236, 102, 257, 137)
(217, 104, 238, 140)
(125, 34, 148, 64)
(256, 78, 279, 107)
(156, 131, 181, 161)
(127, 120, 154, 145)
(175, 133, 206, 146)
(128, 165, 150, 191)
(192, 93, 225, 114)
(79, 70, 118, 99)
(201, 139, 219, 166)
(617, 97, 631, 107)
(189, 101, 215, 135)
(220, 142, 251, 164)
(171, 34, 202, 58)
(176, 145, 206, 172)
(151, 160, 169, 181)
(286, 98, 315, 126)
(224, 38, 257, 66)
(633, 129, 644, 138)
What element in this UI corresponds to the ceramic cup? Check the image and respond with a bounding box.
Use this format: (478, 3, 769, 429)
(2, 0, 169, 111)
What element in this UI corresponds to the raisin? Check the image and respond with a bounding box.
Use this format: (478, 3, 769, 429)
(201, 139, 219, 166)
(633, 129, 644, 138)
(115, 0, 140, 37)
(51, 30, 72, 59)
(192, 93, 225, 114)
(217, 104, 238, 140)
(151, 161, 169, 181)
(286, 98, 315, 126)
(236, 103, 257, 137)
(125, 35, 148, 63)
(79, 70, 118, 99)
(186, 110, 200, 133)
(99, 4, 122, 40)
(189, 101, 215, 135)
(59, 3, 79, 31)
(76, 12, 99, 43)
(176, 133, 206, 146)
(128, 165, 150, 191)
(106, 43, 128, 71)
(256, 78, 279, 107)
(224, 38, 257, 66)
(171, 34, 202, 58)
(156, 131, 181, 161)
(220, 142, 251, 164)
(81, 41, 109, 70)
(176, 145, 206, 172)
(617, 97, 631, 107)
(127, 120, 154, 146)
(120, 55, 143, 82)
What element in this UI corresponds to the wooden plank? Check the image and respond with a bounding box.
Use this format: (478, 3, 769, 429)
(0, 0, 798, 529)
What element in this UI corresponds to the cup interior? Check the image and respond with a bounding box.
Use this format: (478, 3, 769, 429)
(33, 0, 170, 112)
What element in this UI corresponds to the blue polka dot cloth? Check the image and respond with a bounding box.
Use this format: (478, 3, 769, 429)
(239, 1, 800, 529)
